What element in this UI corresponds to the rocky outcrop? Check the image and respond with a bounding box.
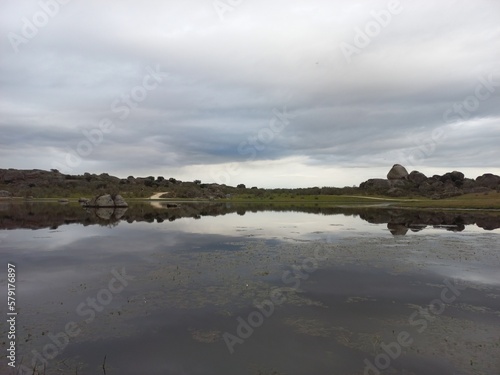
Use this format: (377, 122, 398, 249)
(476, 173, 500, 188)
(359, 179, 390, 191)
(440, 171, 465, 187)
(82, 194, 129, 221)
(83, 194, 128, 208)
(0, 168, 232, 200)
(408, 171, 427, 185)
(387, 164, 409, 180)
(360, 165, 500, 198)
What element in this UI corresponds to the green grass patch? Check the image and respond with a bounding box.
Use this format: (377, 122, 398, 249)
(227, 192, 500, 209)
(227, 194, 409, 205)
(393, 192, 500, 210)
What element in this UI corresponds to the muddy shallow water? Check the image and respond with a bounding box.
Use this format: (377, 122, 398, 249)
(1, 203, 499, 374)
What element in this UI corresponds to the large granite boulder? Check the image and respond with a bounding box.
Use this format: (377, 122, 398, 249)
(84, 194, 128, 208)
(462, 178, 477, 190)
(387, 164, 409, 180)
(95, 195, 114, 207)
(440, 171, 465, 187)
(418, 181, 433, 195)
(83, 194, 128, 221)
(114, 195, 128, 207)
(476, 173, 500, 188)
(387, 187, 406, 197)
(359, 179, 390, 190)
(389, 179, 409, 187)
(408, 171, 427, 185)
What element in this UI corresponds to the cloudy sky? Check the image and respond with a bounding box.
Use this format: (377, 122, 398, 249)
(1, 0, 499, 188)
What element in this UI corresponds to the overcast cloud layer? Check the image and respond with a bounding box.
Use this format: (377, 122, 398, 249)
(1, 0, 499, 187)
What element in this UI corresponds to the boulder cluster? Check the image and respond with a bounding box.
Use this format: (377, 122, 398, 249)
(0, 169, 65, 187)
(82, 194, 128, 208)
(0, 168, 228, 199)
(81, 194, 129, 221)
(360, 164, 500, 198)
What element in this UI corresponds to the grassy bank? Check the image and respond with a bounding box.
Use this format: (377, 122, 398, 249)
(226, 192, 500, 210)
(6, 191, 500, 210)
(392, 191, 500, 210)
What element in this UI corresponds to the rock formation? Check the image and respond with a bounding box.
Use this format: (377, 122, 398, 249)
(408, 171, 427, 185)
(387, 164, 409, 180)
(476, 173, 500, 188)
(360, 164, 500, 198)
(83, 194, 128, 208)
(81, 194, 129, 221)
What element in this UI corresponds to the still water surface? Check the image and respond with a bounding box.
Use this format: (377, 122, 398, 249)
(1, 202, 499, 375)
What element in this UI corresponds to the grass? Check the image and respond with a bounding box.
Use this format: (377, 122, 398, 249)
(227, 193, 396, 203)
(226, 192, 500, 210)
(393, 191, 500, 210)
(7, 191, 500, 210)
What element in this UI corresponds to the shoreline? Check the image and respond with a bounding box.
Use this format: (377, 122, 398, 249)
(3, 195, 500, 211)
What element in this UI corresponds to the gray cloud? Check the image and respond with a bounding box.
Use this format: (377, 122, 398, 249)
(1, 0, 499, 187)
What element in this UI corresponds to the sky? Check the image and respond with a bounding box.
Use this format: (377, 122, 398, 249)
(1, 0, 499, 188)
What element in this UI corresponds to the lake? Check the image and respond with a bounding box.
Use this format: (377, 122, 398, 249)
(1, 201, 499, 375)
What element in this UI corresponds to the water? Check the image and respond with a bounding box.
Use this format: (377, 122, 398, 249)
(1, 202, 499, 375)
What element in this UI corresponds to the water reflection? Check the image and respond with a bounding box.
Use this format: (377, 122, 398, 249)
(1, 202, 499, 375)
(0, 201, 499, 234)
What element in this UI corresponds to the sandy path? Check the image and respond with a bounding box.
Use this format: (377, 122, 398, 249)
(149, 192, 170, 199)
(343, 195, 424, 201)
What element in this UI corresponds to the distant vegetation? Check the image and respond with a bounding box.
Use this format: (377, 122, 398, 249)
(0, 168, 360, 199)
(0, 166, 499, 208)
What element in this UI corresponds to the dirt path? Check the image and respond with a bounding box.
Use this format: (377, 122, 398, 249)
(343, 195, 423, 201)
(149, 192, 170, 199)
